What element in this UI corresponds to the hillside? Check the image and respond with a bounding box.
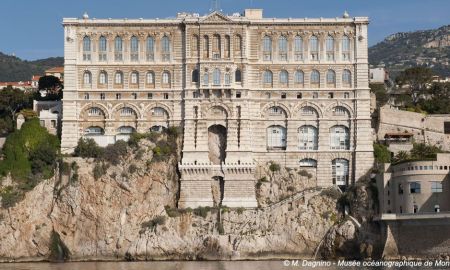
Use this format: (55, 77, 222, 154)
(0, 52, 63, 82)
(369, 25, 450, 78)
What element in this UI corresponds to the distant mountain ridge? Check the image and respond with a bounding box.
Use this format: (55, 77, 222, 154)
(0, 52, 63, 82)
(369, 25, 450, 77)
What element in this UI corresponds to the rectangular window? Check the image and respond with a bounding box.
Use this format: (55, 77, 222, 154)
(164, 93, 169, 99)
(100, 93, 105, 100)
(410, 182, 421, 194)
(116, 93, 121, 100)
(431, 182, 443, 193)
(236, 91, 241, 98)
(444, 122, 450, 134)
(147, 93, 153, 99)
(51, 120, 56, 128)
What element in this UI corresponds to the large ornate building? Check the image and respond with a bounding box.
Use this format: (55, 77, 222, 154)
(61, 9, 373, 208)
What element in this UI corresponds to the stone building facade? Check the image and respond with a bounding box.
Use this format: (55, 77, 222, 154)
(61, 9, 373, 208)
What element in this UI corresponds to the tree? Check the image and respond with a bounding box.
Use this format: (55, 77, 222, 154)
(369, 83, 389, 108)
(395, 67, 433, 105)
(38, 75, 62, 93)
(418, 82, 450, 114)
(0, 86, 32, 121)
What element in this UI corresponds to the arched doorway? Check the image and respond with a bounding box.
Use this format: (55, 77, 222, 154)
(208, 125, 227, 165)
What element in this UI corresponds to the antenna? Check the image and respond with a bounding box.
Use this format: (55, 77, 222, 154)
(210, 0, 221, 12)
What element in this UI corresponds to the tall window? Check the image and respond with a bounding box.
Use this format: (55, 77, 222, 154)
(146, 36, 155, 61)
(114, 71, 123, 84)
(263, 70, 273, 85)
(162, 71, 170, 85)
(203, 71, 209, 86)
(342, 69, 352, 87)
(235, 34, 242, 57)
(161, 36, 170, 61)
(224, 73, 231, 86)
(191, 35, 199, 57)
(294, 36, 303, 61)
(99, 71, 107, 85)
(267, 125, 287, 150)
(309, 36, 319, 61)
(130, 72, 139, 85)
(295, 70, 304, 85)
(332, 159, 349, 186)
(114, 36, 123, 61)
(130, 36, 139, 61)
(98, 36, 107, 61)
(224, 35, 230, 58)
(327, 70, 336, 87)
(278, 36, 288, 61)
(213, 68, 221, 86)
(235, 69, 242, 82)
(83, 36, 91, 61)
(192, 69, 199, 83)
(263, 36, 272, 61)
(330, 125, 350, 150)
(326, 35, 335, 61)
(146, 72, 155, 85)
(279, 70, 288, 85)
(311, 70, 320, 86)
(298, 126, 318, 150)
(342, 35, 351, 61)
(203, 35, 209, 58)
(83, 71, 92, 87)
(212, 34, 221, 59)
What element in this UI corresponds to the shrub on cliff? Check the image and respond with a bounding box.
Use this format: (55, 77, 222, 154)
(74, 138, 103, 158)
(373, 143, 391, 164)
(0, 118, 59, 181)
(102, 140, 128, 165)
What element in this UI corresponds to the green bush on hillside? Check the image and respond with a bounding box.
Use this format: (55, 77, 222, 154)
(373, 143, 391, 163)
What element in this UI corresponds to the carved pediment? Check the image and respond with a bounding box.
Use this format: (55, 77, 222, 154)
(202, 12, 232, 23)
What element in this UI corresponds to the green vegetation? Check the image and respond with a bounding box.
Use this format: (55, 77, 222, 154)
(417, 82, 450, 114)
(193, 206, 211, 218)
(370, 84, 389, 108)
(74, 138, 103, 159)
(298, 169, 313, 179)
(74, 138, 127, 165)
(392, 143, 442, 164)
(93, 162, 109, 181)
(396, 67, 433, 105)
(268, 161, 280, 172)
(141, 216, 166, 232)
(0, 86, 34, 135)
(373, 143, 391, 163)
(0, 118, 59, 182)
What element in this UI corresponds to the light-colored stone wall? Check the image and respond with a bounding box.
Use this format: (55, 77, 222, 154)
(62, 11, 373, 208)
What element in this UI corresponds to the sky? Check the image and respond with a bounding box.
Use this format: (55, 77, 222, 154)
(0, 0, 449, 60)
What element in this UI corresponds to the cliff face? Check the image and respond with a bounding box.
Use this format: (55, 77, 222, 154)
(0, 139, 373, 261)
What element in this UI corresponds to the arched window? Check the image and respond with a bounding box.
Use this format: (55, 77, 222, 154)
(130, 71, 139, 85)
(235, 69, 242, 82)
(327, 70, 336, 86)
(267, 125, 287, 150)
(298, 126, 318, 150)
(98, 36, 107, 61)
(120, 107, 135, 117)
(263, 70, 273, 85)
(152, 107, 168, 117)
(117, 126, 135, 134)
(330, 125, 350, 150)
(301, 106, 318, 117)
(161, 36, 170, 61)
(295, 70, 304, 85)
(85, 126, 104, 135)
(332, 159, 349, 186)
(114, 71, 123, 84)
(333, 106, 349, 117)
(192, 69, 199, 83)
(146, 36, 155, 61)
(151, 125, 165, 133)
(311, 70, 320, 86)
(88, 107, 103, 116)
(83, 71, 92, 86)
(342, 69, 352, 87)
(213, 68, 221, 86)
(114, 36, 123, 61)
(212, 34, 221, 59)
(294, 36, 303, 60)
(342, 35, 351, 61)
(203, 35, 209, 58)
(99, 71, 107, 85)
(162, 71, 171, 85)
(146, 72, 155, 85)
(268, 106, 286, 117)
(130, 36, 139, 61)
(83, 36, 91, 61)
(279, 70, 288, 85)
(278, 36, 288, 61)
(300, 158, 317, 168)
(224, 35, 230, 58)
(235, 34, 242, 57)
(309, 36, 319, 61)
(263, 36, 272, 61)
(203, 71, 209, 86)
(224, 73, 231, 86)
(191, 35, 199, 57)
(326, 35, 335, 61)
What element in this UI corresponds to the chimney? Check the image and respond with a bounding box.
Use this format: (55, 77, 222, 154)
(244, 9, 263, 19)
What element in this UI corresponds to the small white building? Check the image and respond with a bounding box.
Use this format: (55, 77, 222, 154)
(369, 67, 389, 84)
(33, 100, 62, 136)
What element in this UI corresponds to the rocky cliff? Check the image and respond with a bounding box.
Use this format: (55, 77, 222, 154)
(0, 137, 379, 262)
